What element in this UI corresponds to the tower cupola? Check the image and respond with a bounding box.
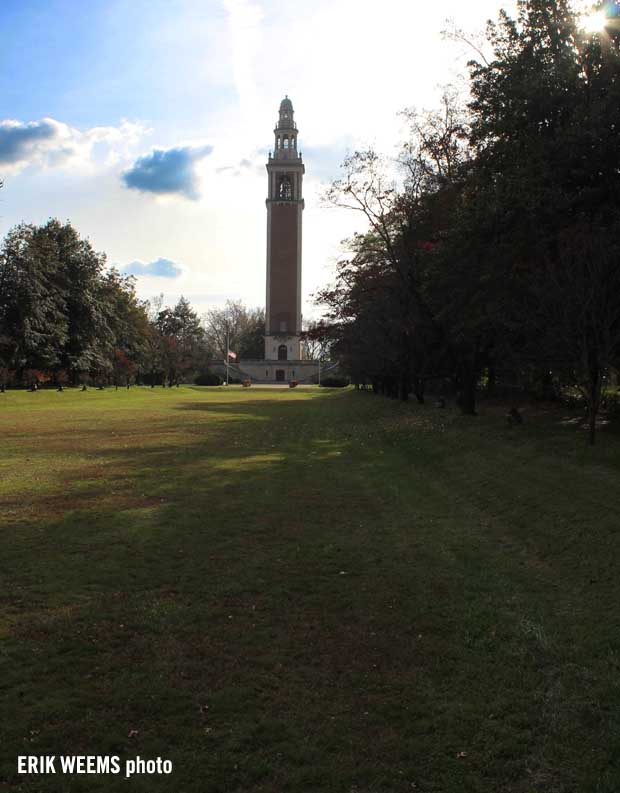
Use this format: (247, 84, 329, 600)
(278, 96, 295, 128)
(271, 95, 299, 161)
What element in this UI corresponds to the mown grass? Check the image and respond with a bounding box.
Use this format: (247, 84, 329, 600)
(1, 385, 620, 793)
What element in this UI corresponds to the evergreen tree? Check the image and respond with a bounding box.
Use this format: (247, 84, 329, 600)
(156, 297, 207, 385)
(0, 223, 68, 377)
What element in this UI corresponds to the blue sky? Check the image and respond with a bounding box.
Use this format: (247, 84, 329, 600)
(0, 0, 517, 317)
(0, 0, 230, 126)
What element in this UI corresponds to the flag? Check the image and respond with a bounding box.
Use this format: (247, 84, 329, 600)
(415, 240, 436, 251)
(228, 351, 237, 361)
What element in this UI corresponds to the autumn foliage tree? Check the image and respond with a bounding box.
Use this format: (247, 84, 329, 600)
(155, 298, 207, 386)
(320, 0, 620, 440)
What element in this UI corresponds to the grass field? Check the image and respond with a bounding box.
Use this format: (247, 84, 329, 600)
(1, 385, 620, 793)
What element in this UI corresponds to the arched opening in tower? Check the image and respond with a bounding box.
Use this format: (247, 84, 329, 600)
(278, 175, 292, 200)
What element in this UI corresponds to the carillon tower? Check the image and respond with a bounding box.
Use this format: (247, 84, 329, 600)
(265, 96, 304, 362)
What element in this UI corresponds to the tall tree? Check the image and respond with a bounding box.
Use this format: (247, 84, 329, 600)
(156, 297, 207, 385)
(461, 0, 620, 435)
(0, 219, 209, 388)
(202, 300, 265, 360)
(99, 269, 150, 386)
(322, 91, 469, 403)
(45, 220, 113, 381)
(0, 223, 68, 377)
(301, 319, 333, 361)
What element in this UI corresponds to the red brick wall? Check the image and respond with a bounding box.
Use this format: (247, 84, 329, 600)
(268, 203, 298, 334)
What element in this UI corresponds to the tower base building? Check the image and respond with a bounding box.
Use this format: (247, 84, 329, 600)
(215, 358, 321, 384)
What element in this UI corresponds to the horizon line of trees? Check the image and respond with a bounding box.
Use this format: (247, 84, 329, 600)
(0, 218, 328, 389)
(313, 0, 620, 443)
(0, 219, 270, 389)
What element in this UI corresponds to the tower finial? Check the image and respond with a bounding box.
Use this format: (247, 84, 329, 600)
(278, 96, 295, 130)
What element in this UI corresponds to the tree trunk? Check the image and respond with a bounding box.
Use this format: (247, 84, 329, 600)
(456, 364, 478, 415)
(399, 374, 409, 402)
(588, 402, 597, 446)
(413, 376, 425, 404)
(486, 363, 496, 397)
(587, 354, 602, 446)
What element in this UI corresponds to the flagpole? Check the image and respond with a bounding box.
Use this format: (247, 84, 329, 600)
(225, 326, 230, 386)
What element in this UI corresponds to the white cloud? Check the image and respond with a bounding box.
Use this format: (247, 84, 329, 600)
(120, 257, 183, 278)
(223, 0, 264, 122)
(0, 117, 149, 173)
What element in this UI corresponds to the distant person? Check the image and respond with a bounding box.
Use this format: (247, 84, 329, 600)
(507, 407, 523, 425)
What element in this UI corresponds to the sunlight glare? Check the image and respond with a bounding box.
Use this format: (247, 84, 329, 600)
(579, 9, 608, 32)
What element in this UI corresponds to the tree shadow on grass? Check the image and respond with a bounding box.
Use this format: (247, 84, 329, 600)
(3, 390, 620, 792)
(4, 394, 434, 792)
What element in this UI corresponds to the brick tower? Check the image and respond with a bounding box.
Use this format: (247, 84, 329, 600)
(264, 96, 304, 364)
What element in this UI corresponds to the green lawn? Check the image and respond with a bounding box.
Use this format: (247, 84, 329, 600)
(1, 386, 620, 792)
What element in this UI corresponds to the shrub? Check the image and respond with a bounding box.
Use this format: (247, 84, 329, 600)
(602, 389, 620, 417)
(561, 387, 620, 416)
(320, 376, 349, 388)
(194, 371, 222, 386)
(562, 387, 585, 410)
(289, 380, 298, 388)
(243, 379, 252, 388)
(22, 369, 52, 388)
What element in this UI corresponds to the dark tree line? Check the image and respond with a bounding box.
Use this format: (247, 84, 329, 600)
(317, 0, 620, 442)
(0, 220, 265, 389)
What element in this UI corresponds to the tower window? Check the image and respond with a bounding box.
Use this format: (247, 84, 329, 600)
(283, 137, 289, 149)
(278, 345, 288, 361)
(278, 176, 292, 200)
